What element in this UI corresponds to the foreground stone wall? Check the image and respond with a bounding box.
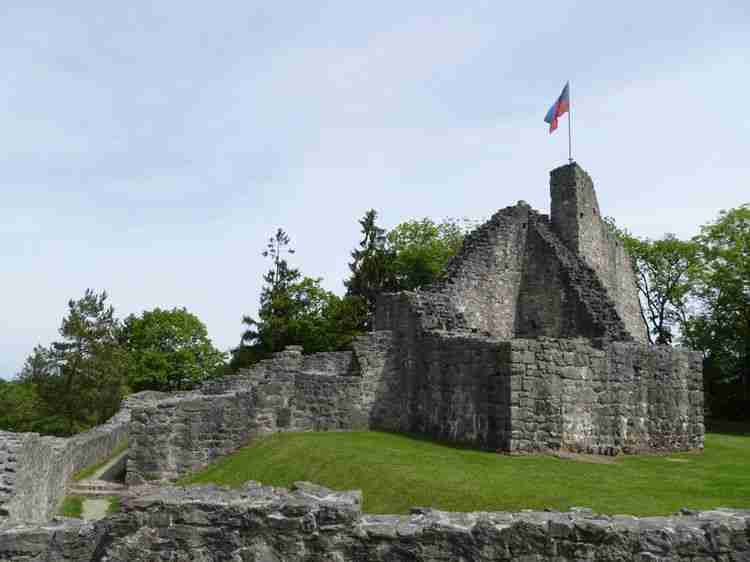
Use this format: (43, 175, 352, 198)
(0, 394, 150, 525)
(2, 482, 748, 561)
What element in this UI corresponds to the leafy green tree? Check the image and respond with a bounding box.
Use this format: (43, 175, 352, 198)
(345, 212, 465, 329)
(387, 218, 465, 291)
(121, 307, 227, 392)
(618, 232, 701, 345)
(278, 278, 367, 354)
(21, 290, 127, 435)
(686, 205, 750, 416)
(0, 379, 44, 433)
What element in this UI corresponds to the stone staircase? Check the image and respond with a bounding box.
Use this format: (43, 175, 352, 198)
(67, 479, 130, 499)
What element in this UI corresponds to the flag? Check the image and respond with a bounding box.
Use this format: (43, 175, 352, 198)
(544, 82, 570, 133)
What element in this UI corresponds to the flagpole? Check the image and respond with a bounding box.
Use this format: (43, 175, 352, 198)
(568, 81, 573, 164)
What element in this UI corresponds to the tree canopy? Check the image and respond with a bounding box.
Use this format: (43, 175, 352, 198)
(4, 203, 749, 435)
(686, 205, 750, 417)
(121, 307, 226, 392)
(387, 218, 465, 291)
(618, 231, 701, 345)
(18, 290, 127, 435)
(231, 229, 367, 370)
(345, 212, 466, 329)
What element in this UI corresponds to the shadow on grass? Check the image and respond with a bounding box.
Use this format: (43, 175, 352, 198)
(373, 429, 508, 454)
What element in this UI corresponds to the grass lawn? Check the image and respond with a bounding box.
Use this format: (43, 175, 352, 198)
(58, 495, 84, 518)
(179, 428, 750, 516)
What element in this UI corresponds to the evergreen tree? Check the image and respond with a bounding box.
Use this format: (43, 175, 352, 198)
(239, 228, 302, 355)
(21, 290, 127, 435)
(344, 210, 396, 329)
(231, 229, 368, 370)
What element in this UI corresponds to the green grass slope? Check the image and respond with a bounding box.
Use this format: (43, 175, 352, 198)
(180, 429, 750, 516)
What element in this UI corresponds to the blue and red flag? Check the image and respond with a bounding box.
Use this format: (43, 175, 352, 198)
(544, 82, 570, 133)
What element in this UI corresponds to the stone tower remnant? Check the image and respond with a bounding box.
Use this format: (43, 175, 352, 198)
(550, 164, 646, 342)
(374, 162, 703, 454)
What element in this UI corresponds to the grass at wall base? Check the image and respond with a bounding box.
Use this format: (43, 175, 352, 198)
(180, 427, 749, 516)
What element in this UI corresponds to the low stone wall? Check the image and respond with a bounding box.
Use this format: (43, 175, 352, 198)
(127, 334, 396, 483)
(0, 393, 154, 525)
(0, 518, 103, 562)
(2, 482, 748, 561)
(126, 390, 257, 484)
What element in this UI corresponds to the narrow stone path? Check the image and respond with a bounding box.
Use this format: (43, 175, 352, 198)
(67, 449, 130, 521)
(81, 498, 110, 521)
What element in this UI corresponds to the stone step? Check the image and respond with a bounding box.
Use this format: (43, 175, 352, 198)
(70, 479, 126, 490)
(68, 479, 129, 497)
(68, 488, 131, 498)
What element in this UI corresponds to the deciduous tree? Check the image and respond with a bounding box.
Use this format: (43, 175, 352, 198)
(618, 231, 700, 345)
(121, 307, 226, 392)
(387, 218, 465, 291)
(686, 205, 750, 416)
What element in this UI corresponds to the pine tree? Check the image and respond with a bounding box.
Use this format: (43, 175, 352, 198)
(344, 210, 396, 330)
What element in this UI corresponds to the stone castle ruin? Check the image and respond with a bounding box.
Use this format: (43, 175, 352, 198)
(0, 163, 716, 561)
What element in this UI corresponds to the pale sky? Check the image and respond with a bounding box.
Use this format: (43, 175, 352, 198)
(2, 1, 748, 378)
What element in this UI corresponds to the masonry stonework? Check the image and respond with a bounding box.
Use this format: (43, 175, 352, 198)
(0, 394, 148, 524)
(550, 164, 647, 342)
(126, 334, 397, 484)
(372, 162, 701, 452)
(2, 483, 749, 562)
(121, 162, 702, 485)
(0, 162, 707, 557)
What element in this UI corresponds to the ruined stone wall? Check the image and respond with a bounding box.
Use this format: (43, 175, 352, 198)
(430, 203, 531, 338)
(126, 390, 256, 484)
(507, 338, 704, 454)
(378, 200, 638, 343)
(3, 482, 749, 561)
(374, 291, 468, 333)
(550, 163, 647, 342)
(370, 328, 512, 450)
(352, 331, 397, 423)
(516, 214, 632, 341)
(373, 291, 702, 454)
(0, 395, 141, 524)
(0, 432, 63, 523)
(127, 334, 397, 483)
